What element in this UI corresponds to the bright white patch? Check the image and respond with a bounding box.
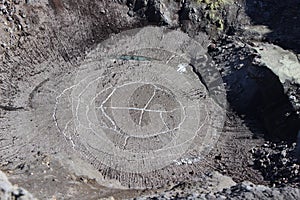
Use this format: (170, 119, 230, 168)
(177, 63, 189, 73)
(254, 43, 300, 84)
(173, 156, 201, 165)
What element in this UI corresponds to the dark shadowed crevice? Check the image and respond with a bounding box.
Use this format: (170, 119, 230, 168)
(209, 38, 300, 143)
(245, 0, 300, 54)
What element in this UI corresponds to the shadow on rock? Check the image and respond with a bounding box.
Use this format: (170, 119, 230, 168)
(209, 38, 300, 143)
(253, 67, 300, 142)
(245, 0, 300, 54)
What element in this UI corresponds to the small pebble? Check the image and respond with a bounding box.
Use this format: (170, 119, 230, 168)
(281, 149, 287, 157)
(100, 8, 106, 14)
(14, 0, 20, 4)
(0, 5, 6, 10)
(2, 9, 7, 14)
(127, 10, 134, 17)
(19, 10, 26, 18)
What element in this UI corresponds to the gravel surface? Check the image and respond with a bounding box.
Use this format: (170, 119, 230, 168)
(0, 170, 36, 200)
(251, 141, 300, 188)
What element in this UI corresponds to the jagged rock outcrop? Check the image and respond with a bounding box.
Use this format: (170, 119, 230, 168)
(0, 171, 36, 200)
(131, 174, 300, 200)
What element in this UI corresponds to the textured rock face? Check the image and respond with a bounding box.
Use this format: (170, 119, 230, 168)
(215, 181, 300, 200)
(251, 141, 299, 188)
(252, 43, 300, 141)
(245, 0, 300, 54)
(3, 26, 226, 190)
(127, 0, 249, 38)
(254, 43, 300, 85)
(0, 0, 299, 199)
(132, 176, 300, 200)
(0, 171, 36, 200)
(209, 36, 300, 142)
(126, 0, 300, 144)
(126, 0, 181, 25)
(132, 171, 237, 199)
(297, 131, 300, 159)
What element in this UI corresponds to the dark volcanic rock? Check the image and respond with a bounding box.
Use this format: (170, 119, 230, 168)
(126, 0, 250, 39)
(245, 0, 300, 53)
(125, 1, 300, 143)
(251, 141, 300, 187)
(209, 36, 300, 142)
(133, 176, 300, 200)
(127, 0, 181, 26)
(215, 181, 300, 200)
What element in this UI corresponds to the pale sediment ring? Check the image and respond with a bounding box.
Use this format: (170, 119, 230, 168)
(53, 27, 226, 174)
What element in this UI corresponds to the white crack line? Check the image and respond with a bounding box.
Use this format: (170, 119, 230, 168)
(63, 119, 75, 147)
(87, 103, 195, 146)
(89, 104, 191, 142)
(122, 136, 129, 149)
(99, 88, 118, 130)
(53, 74, 95, 147)
(160, 111, 177, 138)
(166, 55, 176, 64)
(160, 111, 170, 131)
(86, 109, 207, 163)
(94, 81, 144, 131)
(136, 105, 210, 162)
(138, 88, 156, 126)
(72, 105, 207, 167)
(73, 75, 107, 147)
(98, 106, 181, 113)
(74, 75, 134, 135)
(88, 81, 197, 141)
(90, 80, 143, 105)
(55, 71, 207, 163)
